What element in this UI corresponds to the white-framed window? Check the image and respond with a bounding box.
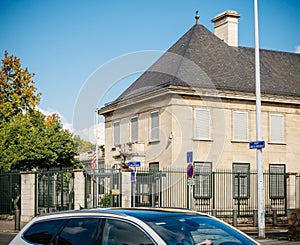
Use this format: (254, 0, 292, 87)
(233, 163, 250, 199)
(270, 114, 284, 143)
(194, 162, 212, 198)
(130, 116, 138, 143)
(113, 121, 120, 146)
(150, 111, 159, 141)
(233, 111, 248, 141)
(269, 164, 285, 199)
(194, 108, 211, 140)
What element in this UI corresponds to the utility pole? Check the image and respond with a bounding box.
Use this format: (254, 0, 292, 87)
(254, 0, 265, 238)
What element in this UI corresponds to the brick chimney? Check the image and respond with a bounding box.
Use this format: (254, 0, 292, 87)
(211, 10, 241, 47)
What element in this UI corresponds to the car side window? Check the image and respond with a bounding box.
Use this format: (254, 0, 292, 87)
(23, 219, 66, 244)
(57, 218, 100, 245)
(103, 219, 154, 245)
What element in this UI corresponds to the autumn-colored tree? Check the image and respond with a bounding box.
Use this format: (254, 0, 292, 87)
(0, 51, 41, 122)
(0, 52, 80, 170)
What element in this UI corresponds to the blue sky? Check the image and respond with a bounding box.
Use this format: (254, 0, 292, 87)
(1, 0, 299, 141)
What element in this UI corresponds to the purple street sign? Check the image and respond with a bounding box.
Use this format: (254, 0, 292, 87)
(187, 163, 194, 178)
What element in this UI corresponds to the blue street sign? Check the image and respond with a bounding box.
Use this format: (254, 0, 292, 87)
(187, 152, 193, 163)
(131, 172, 136, 182)
(249, 141, 265, 149)
(128, 161, 141, 167)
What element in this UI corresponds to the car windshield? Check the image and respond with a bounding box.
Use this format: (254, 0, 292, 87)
(143, 214, 254, 245)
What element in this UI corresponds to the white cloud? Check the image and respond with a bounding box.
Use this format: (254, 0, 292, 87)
(296, 46, 300, 54)
(37, 107, 105, 144)
(37, 107, 73, 132)
(73, 123, 105, 145)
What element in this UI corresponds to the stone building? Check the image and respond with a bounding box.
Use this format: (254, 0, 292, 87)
(99, 10, 300, 209)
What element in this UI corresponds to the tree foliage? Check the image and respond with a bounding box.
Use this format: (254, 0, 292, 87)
(73, 135, 94, 153)
(0, 52, 79, 170)
(0, 51, 41, 122)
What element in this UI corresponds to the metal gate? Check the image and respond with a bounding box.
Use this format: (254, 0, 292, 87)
(36, 168, 74, 214)
(84, 168, 122, 208)
(132, 171, 164, 207)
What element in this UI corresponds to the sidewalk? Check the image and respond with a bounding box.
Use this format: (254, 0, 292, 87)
(0, 219, 25, 234)
(238, 225, 300, 244)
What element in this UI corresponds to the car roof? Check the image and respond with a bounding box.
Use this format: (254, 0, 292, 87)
(37, 207, 209, 221)
(94, 207, 209, 220)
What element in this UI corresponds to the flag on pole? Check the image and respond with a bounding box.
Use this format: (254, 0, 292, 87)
(91, 145, 97, 170)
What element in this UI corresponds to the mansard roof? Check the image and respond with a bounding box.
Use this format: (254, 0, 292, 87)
(110, 23, 300, 105)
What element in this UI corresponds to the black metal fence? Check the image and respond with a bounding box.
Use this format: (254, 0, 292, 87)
(0, 170, 21, 214)
(0, 167, 290, 220)
(130, 168, 287, 218)
(83, 167, 288, 218)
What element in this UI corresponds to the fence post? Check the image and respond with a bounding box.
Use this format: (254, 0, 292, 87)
(233, 209, 238, 226)
(253, 210, 258, 227)
(272, 209, 277, 226)
(121, 171, 132, 208)
(73, 170, 85, 210)
(212, 209, 217, 217)
(21, 171, 36, 224)
(14, 209, 20, 230)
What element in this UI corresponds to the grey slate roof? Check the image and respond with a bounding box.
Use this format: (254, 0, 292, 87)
(115, 23, 300, 103)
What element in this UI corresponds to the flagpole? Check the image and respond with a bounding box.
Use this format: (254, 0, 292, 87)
(254, 0, 265, 238)
(95, 109, 99, 207)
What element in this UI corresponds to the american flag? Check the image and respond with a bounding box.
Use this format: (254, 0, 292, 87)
(91, 145, 97, 170)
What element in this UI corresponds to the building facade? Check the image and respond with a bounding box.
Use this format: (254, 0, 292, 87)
(99, 10, 300, 210)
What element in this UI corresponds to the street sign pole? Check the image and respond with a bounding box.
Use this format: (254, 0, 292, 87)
(189, 183, 193, 209)
(254, 0, 265, 238)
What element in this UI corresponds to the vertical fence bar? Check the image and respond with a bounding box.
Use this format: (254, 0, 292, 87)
(284, 172, 287, 216)
(237, 172, 240, 216)
(9, 173, 13, 213)
(212, 172, 215, 211)
(60, 171, 63, 210)
(35, 172, 38, 216)
(47, 172, 50, 212)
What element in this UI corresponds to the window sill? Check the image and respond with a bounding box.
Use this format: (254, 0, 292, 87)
(149, 140, 160, 144)
(192, 138, 213, 142)
(268, 141, 286, 145)
(231, 140, 249, 143)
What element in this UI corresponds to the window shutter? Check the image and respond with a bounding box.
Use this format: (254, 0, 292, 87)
(151, 111, 159, 141)
(131, 116, 138, 143)
(194, 109, 210, 139)
(113, 121, 120, 146)
(270, 114, 284, 143)
(233, 111, 248, 141)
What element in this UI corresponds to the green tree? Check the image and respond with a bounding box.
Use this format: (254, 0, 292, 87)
(0, 111, 80, 170)
(73, 135, 94, 153)
(0, 52, 80, 170)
